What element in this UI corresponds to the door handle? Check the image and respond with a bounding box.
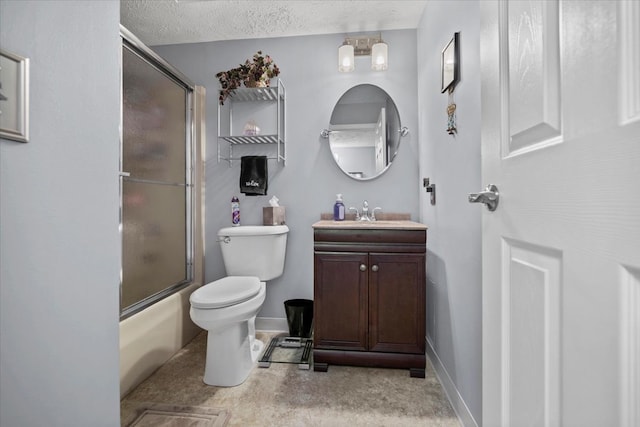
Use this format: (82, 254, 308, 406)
(359, 264, 367, 272)
(468, 184, 499, 211)
(423, 178, 436, 205)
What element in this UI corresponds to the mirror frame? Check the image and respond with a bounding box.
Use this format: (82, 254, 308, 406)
(441, 32, 460, 93)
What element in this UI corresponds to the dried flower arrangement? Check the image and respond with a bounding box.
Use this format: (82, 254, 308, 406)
(216, 51, 280, 105)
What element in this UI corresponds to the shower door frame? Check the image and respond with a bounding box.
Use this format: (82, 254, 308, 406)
(119, 26, 196, 320)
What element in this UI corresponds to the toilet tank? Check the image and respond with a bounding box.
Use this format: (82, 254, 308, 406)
(217, 225, 289, 281)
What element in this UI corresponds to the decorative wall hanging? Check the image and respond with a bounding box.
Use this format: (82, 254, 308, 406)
(441, 32, 460, 136)
(447, 91, 457, 135)
(0, 49, 29, 143)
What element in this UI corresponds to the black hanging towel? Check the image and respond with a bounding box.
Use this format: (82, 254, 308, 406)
(240, 156, 268, 196)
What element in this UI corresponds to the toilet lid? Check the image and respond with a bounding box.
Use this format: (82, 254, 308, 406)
(190, 276, 261, 309)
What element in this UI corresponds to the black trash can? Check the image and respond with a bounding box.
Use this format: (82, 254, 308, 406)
(284, 299, 314, 338)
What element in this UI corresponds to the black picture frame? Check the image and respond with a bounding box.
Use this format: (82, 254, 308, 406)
(441, 32, 460, 93)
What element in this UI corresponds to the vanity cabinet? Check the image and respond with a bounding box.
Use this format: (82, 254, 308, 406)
(312, 224, 427, 378)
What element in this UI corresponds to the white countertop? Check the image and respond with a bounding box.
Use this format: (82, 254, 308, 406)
(312, 220, 427, 230)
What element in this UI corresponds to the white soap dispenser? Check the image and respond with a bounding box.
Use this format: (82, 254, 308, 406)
(333, 194, 345, 221)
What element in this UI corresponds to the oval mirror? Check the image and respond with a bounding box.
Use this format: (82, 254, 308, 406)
(328, 84, 403, 180)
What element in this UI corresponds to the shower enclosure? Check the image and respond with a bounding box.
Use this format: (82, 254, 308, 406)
(120, 27, 196, 319)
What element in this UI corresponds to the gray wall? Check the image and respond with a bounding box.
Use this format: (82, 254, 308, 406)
(153, 30, 419, 318)
(0, 1, 121, 426)
(417, 1, 482, 425)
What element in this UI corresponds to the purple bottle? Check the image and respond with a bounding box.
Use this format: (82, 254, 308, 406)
(231, 196, 240, 226)
(333, 194, 345, 221)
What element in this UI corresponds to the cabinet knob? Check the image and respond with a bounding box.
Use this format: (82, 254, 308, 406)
(371, 265, 379, 272)
(359, 264, 367, 271)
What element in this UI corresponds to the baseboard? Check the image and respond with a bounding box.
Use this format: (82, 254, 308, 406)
(256, 316, 288, 333)
(426, 337, 478, 427)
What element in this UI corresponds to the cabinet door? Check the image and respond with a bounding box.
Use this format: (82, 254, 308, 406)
(369, 253, 425, 354)
(314, 252, 368, 351)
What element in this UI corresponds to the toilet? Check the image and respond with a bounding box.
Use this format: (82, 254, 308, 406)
(189, 225, 289, 386)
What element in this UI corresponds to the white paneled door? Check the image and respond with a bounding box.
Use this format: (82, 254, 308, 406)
(480, 1, 640, 426)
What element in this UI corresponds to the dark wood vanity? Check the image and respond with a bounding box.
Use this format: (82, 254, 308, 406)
(312, 220, 427, 378)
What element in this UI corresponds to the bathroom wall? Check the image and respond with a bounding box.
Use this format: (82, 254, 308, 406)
(0, 1, 121, 426)
(153, 30, 419, 323)
(417, 1, 482, 426)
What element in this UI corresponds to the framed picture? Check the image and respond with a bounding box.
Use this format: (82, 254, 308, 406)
(441, 32, 460, 93)
(0, 49, 29, 143)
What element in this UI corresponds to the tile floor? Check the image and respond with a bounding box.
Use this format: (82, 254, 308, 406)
(121, 331, 461, 427)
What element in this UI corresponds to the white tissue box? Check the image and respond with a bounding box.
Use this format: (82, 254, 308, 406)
(263, 206, 286, 225)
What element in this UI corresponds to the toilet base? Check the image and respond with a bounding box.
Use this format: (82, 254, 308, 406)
(203, 317, 263, 387)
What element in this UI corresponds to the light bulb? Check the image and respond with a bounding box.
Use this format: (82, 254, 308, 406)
(371, 41, 388, 71)
(338, 43, 354, 72)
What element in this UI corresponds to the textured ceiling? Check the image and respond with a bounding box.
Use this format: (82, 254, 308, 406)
(120, 0, 428, 46)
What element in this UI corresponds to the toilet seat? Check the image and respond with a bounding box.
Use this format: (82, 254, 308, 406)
(190, 276, 261, 309)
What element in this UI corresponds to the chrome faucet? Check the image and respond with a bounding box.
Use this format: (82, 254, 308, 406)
(361, 200, 370, 221)
(348, 206, 360, 220)
(348, 200, 382, 221)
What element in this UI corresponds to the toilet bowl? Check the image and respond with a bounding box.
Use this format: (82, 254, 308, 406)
(189, 225, 288, 386)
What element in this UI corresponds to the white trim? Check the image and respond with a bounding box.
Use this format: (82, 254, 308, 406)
(426, 337, 478, 427)
(620, 266, 640, 427)
(503, 0, 563, 158)
(618, 0, 640, 125)
(501, 238, 562, 427)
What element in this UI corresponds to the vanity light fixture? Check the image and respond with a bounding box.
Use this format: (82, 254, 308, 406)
(338, 34, 388, 72)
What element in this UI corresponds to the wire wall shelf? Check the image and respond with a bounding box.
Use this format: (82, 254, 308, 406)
(217, 79, 286, 166)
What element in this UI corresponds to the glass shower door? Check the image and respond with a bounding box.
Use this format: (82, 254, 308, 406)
(120, 44, 192, 316)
